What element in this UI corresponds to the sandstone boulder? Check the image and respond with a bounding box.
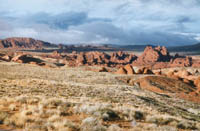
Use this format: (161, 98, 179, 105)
(76, 53, 86, 66)
(194, 77, 200, 89)
(174, 70, 191, 78)
(183, 78, 193, 85)
(133, 67, 153, 74)
(116, 67, 127, 74)
(166, 70, 180, 80)
(124, 64, 135, 74)
(98, 67, 108, 72)
(52, 50, 61, 58)
(136, 68, 144, 74)
(170, 57, 192, 67)
(153, 70, 162, 75)
(143, 68, 154, 74)
(192, 59, 200, 68)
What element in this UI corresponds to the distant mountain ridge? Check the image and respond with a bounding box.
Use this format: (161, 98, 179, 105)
(168, 43, 200, 52)
(0, 37, 56, 49)
(117, 44, 156, 51)
(108, 43, 200, 52)
(0, 37, 200, 53)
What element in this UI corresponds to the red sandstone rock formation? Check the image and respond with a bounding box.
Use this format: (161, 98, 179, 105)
(130, 76, 200, 103)
(192, 59, 200, 68)
(0, 37, 53, 49)
(64, 51, 137, 67)
(194, 77, 200, 90)
(154, 70, 162, 75)
(143, 68, 154, 74)
(110, 51, 136, 64)
(170, 57, 192, 67)
(174, 70, 191, 78)
(0, 53, 12, 61)
(52, 51, 61, 58)
(134, 46, 171, 65)
(132, 46, 198, 69)
(115, 65, 153, 75)
(12, 54, 43, 64)
(124, 64, 135, 75)
(1, 44, 200, 70)
(152, 62, 169, 69)
(98, 67, 108, 72)
(115, 67, 127, 74)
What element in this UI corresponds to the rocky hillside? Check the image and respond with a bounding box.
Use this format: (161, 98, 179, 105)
(0, 37, 56, 49)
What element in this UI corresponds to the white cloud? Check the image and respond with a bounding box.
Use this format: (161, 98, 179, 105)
(0, 0, 200, 45)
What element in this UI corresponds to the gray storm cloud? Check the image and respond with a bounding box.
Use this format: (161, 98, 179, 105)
(0, 0, 200, 45)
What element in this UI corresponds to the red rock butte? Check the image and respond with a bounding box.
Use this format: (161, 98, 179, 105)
(0, 37, 53, 49)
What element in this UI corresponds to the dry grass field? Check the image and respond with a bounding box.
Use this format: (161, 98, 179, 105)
(0, 62, 199, 131)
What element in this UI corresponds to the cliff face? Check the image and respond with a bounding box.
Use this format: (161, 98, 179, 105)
(0, 37, 54, 49)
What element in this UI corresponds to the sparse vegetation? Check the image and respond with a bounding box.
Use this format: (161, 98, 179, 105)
(0, 62, 199, 130)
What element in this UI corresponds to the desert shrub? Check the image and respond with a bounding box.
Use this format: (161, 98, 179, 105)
(107, 124, 122, 131)
(48, 114, 61, 123)
(42, 98, 63, 108)
(9, 104, 17, 111)
(40, 109, 58, 118)
(177, 121, 197, 130)
(25, 124, 48, 131)
(4, 114, 26, 128)
(146, 115, 178, 125)
(81, 117, 106, 131)
(16, 96, 28, 104)
(134, 111, 144, 121)
(0, 111, 9, 124)
(57, 103, 72, 116)
(155, 126, 177, 131)
(74, 103, 112, 115)
(119, 107, 135, 121)
(100, 109, 120, 121)
(53, 119, 79, 131)
(27, 97, 40, 104)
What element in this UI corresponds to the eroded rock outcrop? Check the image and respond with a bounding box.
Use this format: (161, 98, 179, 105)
(12, 54, 44, 64)
(127, 76, 200, 103)
(115, 67, 127, 75)
(0, 53, 12, 61)
(0, 37, 53, 49)
(170, 57, 192, 67)
(52, 51, 62, 58)
(1, 45, 200, 70)
(124, 64, 135, 74)
(194, 77, 200, 91)
(134, 46, 171, 65)
(64, 51, 137, 67)
(132, 46, 198, 69)
(115, 65, 153, 75)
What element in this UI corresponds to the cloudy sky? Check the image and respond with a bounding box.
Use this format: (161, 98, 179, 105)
(0, 0, 200, 46)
